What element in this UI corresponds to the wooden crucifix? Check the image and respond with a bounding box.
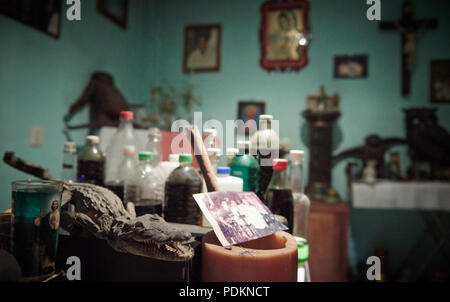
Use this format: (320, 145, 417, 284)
(379, 1, 438, 96)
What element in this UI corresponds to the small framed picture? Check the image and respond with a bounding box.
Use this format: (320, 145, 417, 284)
(237, 101, 265, 136)
(97, 0, 129, 30)
(334, 55, 368, 79)
(183, 24, 221, 73)
(430, 60, 450, 103)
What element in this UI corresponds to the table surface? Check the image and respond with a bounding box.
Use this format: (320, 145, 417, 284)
(352, 181, 450, 211)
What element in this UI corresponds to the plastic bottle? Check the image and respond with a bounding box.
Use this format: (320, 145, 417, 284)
(264, 159, 294, 233)
(105, 111, 139, 185)
(146, 128, 162, 166)
(164, 154, 204, 225)
(129, 152, 164, 216)
(251, 114, 280, 201)
(203, 128, 219, 149)
(62, 141, 76, 182)
(202, 166, 244, 227)
(289, 150, 310, 240)
(207, 148, 221, 175)
(108, 145, 137, 201)
(230, 141, 260, 193)
(77, 136, 105, 185)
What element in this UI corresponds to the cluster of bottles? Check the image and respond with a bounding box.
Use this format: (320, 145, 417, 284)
(61, 111, 310, 244)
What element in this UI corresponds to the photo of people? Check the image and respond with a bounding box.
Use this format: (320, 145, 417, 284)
(266, 9, 303, 61)
(183, 25, 221, 73)
(194, 191, 287, 247)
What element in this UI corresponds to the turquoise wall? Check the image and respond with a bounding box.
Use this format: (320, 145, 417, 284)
(1, 0, 449, 274)
(0, 0, 150, 209)
(147, 0, 450, 273)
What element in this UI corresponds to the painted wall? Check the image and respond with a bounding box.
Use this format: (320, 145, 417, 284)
(147, 0, 450, 272)
(0, 0, 151, 210)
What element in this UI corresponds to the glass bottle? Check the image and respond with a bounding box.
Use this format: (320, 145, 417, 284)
(251, 114, 280, 201)
(131, 152, 164, 216)
(230, 141, 260, 193)
(77, 136, 105, 185)
(164, 154, 204, 225)
(289, 150, 310, 240)
(62, 141, 76, 182)
(105, 111, 139, 185)
(146, 128, 162, 166)
(264, 158, 293, 233)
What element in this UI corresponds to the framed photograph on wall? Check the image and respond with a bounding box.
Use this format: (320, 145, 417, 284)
(183, 24, 221, 73)
(0, 0, 62, 38)
(97, 0, 129, 30)
(237, 101, 265, 136)
(334, 55, 368, 79)
(430, 59, 450, 103)
(260, 0, 310, 72)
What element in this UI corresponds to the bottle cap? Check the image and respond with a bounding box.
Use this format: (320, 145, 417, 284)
(148, 127, 161, 137)
(226, 148, 239, 156)
(139, 151, 153, 161)
(259, 114, 273, 121)
(217, 167, 231, 175)
(123, 145, 136, 156)
(169, 154, 179, 162)
(86, 135, 99, 144)
(273, 159, 288, 171)
(179, 154, 193, 163)
(207, 148, 221, 156)
(120, 111, 134, 120)
(64, 141, 76, 153)
(290, 150, 305, 162)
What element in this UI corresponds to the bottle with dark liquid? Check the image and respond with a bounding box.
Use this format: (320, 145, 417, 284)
(77, 136, 105, 186)
(164, 154, 203, 225)
(264, 158, 293, 233)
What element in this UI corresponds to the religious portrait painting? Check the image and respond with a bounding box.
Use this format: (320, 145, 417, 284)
(334, 55, 368, 79)
(260, 0, 310, 71)
(97, 0, 129, 29)
(237, 101, 265, 136)
(183, 24, 221, 73)
(430, 60, 450, 103)
(193, 192, 287, 247)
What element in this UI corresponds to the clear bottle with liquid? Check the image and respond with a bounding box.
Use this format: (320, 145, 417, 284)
(77, 136, 105, 185)
(109, 145, 138, 201)
(164, 154, 203, 225)
(146, 128, 162, 166)
(289, 150, 310, 240)
(130, 152, 164, 216)
(62, 141, 76, 182)
(105, 111, 139, 185)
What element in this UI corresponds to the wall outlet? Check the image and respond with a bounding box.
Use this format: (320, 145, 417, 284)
(30, 126, 43, 147)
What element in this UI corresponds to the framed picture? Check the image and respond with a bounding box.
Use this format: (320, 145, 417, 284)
(334, 55, 368, 79)
(0, 0, 62, 38)
(183, 24, 221, 73)
(97, 0, 129, 30)
(237, 101, 265, 136)
(260, 0, 310, 72)
(430, 60, 450, 103)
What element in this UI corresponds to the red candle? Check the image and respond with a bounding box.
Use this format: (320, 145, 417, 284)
(202, 231, 298, 282)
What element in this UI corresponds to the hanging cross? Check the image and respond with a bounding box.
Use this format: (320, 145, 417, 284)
(379, 1, 438, 96)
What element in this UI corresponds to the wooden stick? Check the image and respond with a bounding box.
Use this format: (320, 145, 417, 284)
(186, 125, 219, 192)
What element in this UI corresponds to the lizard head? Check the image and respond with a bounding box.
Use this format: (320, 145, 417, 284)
(111, 214, 194, 262)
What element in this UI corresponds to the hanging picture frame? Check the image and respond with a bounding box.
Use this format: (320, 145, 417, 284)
(260, 0, 310, 72)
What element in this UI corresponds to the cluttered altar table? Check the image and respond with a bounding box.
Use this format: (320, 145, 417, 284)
(351, 181, 450, 281)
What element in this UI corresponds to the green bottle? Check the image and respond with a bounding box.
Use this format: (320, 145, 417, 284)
(230, 141, 260, 193)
